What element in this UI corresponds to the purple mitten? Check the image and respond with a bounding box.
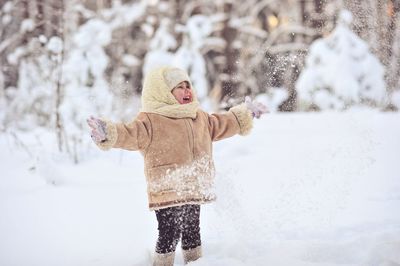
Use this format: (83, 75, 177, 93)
(245, 96, 268, 119)
(87, 116, 107, 143)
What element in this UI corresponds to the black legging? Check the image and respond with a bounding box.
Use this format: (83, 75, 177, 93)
(155, 204, 201, 254)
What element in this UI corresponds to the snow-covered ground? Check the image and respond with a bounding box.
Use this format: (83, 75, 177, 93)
(1, 111, 399, 266)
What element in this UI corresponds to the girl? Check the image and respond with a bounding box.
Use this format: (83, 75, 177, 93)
(87, 66, 267, 265)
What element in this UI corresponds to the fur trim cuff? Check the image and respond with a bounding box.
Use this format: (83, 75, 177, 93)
(183, 246, 202, 264)
(230, 103, 253, 136)
(153, 251, 175, 266)
(96, 121, 118, 151)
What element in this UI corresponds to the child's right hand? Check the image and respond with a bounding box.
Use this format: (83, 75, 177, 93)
(87, 116, 107, 143)
(245, 96, 268, 119)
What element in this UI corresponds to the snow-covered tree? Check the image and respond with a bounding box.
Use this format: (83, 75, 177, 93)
(59, 1, 147, 161)
(343, 0, 400, 94)
(296, 10, 387, 111)
(1, 0, 149, 162)
(4, 32, 60, 130)
(60, 18, 114, 160)
(143, 18, 177, 75)
(143, 14, 213, 109)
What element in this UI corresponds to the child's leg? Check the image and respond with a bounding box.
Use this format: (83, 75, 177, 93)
(153, 206, 182, 266)
(181, 204, 202, 263)
(155, 206, 182, 253)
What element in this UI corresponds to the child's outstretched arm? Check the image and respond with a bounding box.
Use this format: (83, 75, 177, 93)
(207, 97, 267, 141)
(86, 114, 152, 151)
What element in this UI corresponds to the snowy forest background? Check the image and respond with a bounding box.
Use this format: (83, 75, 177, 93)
(1, 1, 400, 265)
(0, 0, 399, 162)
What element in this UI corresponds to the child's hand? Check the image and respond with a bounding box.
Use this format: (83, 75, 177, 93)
(245, 96, 268, 119)
(87, 116, 107, 143)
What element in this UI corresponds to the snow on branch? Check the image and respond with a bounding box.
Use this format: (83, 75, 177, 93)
(263, 24, 316, 48)
(237, 25, 268, 39)
(296, 10, 387, 111)
(266, 42, 309, 54)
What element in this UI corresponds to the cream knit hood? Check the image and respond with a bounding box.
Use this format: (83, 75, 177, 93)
(140, 66, 200, 119)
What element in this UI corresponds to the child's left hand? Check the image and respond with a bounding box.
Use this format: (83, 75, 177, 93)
(87, 116, 107, 143)
(245, 96, 268, 119)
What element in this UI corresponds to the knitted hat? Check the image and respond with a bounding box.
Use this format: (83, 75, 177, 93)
(163, 67, 192, 91)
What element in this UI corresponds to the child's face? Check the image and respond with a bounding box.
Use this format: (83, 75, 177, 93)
(171, 81, 193, 104)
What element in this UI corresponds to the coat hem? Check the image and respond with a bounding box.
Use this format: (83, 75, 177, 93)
(149, 197, 215, 211)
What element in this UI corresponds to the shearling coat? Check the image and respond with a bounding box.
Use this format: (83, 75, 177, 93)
(96, 67, 253, 210)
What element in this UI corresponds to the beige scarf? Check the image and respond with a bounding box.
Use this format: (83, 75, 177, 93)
(140, 67, 200, 119)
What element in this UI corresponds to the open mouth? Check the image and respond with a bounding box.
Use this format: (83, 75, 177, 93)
(183, 96, 191, 102)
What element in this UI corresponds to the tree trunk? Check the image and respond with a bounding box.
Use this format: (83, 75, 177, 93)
(311, 0, 325, 39)
(55, 0, 65, 152)
(220, 2, 239, 103)
(386, 0, 399, 92)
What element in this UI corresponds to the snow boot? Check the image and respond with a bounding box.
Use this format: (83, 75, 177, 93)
(153, 251, 175, 266)
(182, 246, 202, 264)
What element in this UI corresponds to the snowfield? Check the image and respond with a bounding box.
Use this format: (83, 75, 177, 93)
(1, 111, 399, 266)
